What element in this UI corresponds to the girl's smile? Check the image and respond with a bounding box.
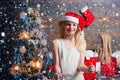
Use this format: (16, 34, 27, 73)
(64, 21, 78, 35)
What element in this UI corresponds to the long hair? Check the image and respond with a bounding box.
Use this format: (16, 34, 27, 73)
(58, 21, 86, 54)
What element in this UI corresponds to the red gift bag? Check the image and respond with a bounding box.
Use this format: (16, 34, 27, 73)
(84, 57, 99, 80)
(101, 57, 117, 76)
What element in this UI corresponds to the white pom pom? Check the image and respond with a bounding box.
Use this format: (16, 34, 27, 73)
(81, 6, 88, 13)
(86, 56, 90, 60)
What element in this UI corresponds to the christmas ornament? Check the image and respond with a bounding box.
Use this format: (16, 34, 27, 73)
(10, 65, 21, 75)
(19, 46, 26, 54)
(20, 11, 32, 29)
(32, 28, 41, 38)
(27, 7, 34, 15)
(20, 11, 26, 18)
(40, 39, 47, 46)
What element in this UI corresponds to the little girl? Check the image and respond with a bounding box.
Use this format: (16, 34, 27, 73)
(52, 6, 95, 80)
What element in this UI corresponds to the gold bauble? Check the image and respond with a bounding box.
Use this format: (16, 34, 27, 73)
(40, 39, 47, 46)
(19, 46, 26, 54)
(20, 11, 26, 18)
(27, 7, 34, 15)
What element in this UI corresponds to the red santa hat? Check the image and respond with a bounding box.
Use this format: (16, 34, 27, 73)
(60, 6, 95, 31)
(61, 12, 79, 24)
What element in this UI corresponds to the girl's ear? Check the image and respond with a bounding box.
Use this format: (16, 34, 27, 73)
(77, 25, 81, 31)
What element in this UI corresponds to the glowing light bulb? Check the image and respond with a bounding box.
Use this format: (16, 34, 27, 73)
(14, 65, 20, 71)
(102, 17, 109, 22)
(19, 31, 29, 39)
(36, 61, 41, 68)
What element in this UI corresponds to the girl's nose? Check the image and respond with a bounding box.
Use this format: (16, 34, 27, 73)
(69, 24, 73, 28)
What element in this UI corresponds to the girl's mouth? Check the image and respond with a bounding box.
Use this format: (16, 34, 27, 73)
(67, 29, 74, 32)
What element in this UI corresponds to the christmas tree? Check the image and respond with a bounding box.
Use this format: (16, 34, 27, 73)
(0, 1, 54, 80)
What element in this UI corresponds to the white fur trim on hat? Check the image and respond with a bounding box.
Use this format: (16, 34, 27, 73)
(61, 16, 79, 24)
(81, 6, 88, 13)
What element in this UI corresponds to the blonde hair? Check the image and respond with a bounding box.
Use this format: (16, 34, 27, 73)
(58, 21, 86, 54)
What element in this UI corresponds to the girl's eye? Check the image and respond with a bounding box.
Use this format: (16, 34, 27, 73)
(66, 23, 70, 26)
(65, 22, 78, 26)
(73, 23, 78, 27)
(73, 24, 76, 26)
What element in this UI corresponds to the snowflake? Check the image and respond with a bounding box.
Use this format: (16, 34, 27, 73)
(1, 32, 6, 37)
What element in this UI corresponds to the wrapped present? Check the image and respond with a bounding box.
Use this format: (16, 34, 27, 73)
(112, 51, 120, 74)
(101, 57, 117, 76)
(84, 57, 99, 80)
(101, 63, 116, 76)
(112, 51, 120, 68)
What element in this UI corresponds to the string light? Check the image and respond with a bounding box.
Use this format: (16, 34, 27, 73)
(102, 17, 109, 22)
(19, 31, 30, 39)
(13, 65, 21, 71)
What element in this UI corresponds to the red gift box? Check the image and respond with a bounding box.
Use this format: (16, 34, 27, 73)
(84, 57, 99, 80)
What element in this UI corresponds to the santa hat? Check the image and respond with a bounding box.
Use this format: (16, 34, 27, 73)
(60, 11, 86, 30)
(60, 6, 95, 31)
(61, 12, 79, 24)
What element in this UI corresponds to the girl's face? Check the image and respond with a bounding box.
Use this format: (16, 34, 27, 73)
(64, 21, 78, 35)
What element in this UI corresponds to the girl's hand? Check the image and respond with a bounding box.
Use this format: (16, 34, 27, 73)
(89, 63, 95, 73)
(54, 72, 62, 80)
(54, 65, 62, 80)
